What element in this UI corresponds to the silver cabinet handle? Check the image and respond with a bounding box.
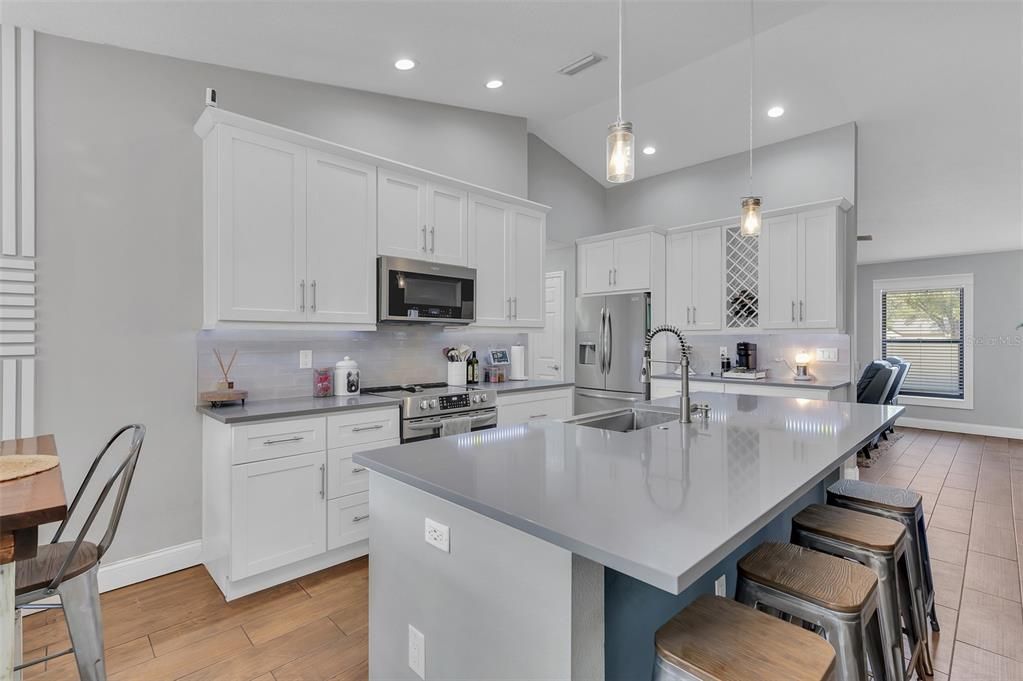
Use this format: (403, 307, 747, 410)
(608, 269, 612, 286)
(613, 268, 618, 285)
(551, 363, 560, 371)
(299, 280, 306, 312)
(352, 424, 384, 432)
(264, 435, 303, 446)
(507, 297, 512, 320)
(686, 306, 691, 325)
(529, 414, 548, 419)
(319, 463, 325, 498)
(422, 225, 428, 252)
(692, 306, 696, 324)
(351, 466, 367, 473)
(430, 226, 436, 253)
(310, 280, 317, 312)
(799, 300, 804, 322)
(352, 514, 370, 523)
(791, 300, 796, 322)
(512, 297, 517, 319)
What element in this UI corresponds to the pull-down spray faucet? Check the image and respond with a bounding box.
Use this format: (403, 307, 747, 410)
(640, 325, 693, 423)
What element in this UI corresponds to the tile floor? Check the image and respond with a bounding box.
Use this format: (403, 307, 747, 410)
(859, 427, 1023, 680)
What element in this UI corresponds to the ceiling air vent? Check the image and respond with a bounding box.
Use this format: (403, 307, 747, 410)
(558, 53, 605, 76)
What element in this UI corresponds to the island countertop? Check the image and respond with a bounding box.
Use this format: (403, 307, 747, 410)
(355, 393, 902, 594)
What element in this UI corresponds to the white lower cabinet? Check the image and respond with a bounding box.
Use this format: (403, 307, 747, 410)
(497, 388, 574, 426)
(203, 406, 399, 600)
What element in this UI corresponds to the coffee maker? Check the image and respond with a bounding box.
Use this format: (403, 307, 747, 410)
(736, 342, 758, 371)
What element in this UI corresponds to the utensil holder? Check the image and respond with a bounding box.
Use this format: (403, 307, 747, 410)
(447, 361, 467, 386)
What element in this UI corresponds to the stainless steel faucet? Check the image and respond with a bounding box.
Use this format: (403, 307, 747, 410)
(640, 325, 694, 423)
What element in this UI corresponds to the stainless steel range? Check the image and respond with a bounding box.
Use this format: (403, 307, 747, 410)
(362, 383, 498, 443)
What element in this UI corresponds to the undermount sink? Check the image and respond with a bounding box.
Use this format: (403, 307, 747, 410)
(565, 408, 678, 433)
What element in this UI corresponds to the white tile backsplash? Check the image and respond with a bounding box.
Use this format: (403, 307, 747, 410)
(665, 333, 852, 383)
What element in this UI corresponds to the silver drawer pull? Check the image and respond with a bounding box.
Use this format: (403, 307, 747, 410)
(529, 414, 548, 419)
(352, 424, 384, 432)
(263, 436, 303, 446)
(352, 514, 370, 523)
(351, 466, 367, 473)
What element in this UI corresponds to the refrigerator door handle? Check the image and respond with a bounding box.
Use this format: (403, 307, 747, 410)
(598, 306, 607, 375)
(606, 309, 613, 374)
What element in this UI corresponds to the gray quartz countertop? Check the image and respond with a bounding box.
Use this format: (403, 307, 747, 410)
(356, 393, 902, 594)
(197, 394, 399, 424)
(653, 372, 851, 390)
(483, 379, 574, 394)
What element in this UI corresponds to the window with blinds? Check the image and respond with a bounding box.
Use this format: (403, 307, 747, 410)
(880, 287, 965, 399)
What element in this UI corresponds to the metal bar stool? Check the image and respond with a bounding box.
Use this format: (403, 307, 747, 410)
(736, 542, 889, 681)
(14, 424, 146, 681)
(792, 504, 931, 681)
(827, 479, 939, 632)
(654, 594, 837, 681)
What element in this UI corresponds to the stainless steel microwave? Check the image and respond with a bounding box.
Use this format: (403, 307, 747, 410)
(378, 256, 476, 325)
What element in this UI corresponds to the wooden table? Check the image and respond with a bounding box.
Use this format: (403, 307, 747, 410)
(1, 435, 68, 681)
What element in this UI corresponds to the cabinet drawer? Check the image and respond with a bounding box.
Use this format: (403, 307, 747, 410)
(327, 492, 370, 551)
(326, 408, 399, 449)
(327, 439, 399, 499)
(232, 417, 326, 465)
(497, 390, 573, 426)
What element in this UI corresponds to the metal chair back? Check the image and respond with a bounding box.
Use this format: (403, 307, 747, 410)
(45, 424, 146, 592)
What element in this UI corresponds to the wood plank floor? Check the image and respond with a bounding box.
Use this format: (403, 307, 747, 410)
(20, 556, 368, 681)
(19, 427, 1023, 680)
(859, 427, 1023, 680)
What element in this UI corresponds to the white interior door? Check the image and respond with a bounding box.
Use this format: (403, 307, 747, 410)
(469, 195, 510, 326)
(798, 208, 838, 328)
(665, 231, 694, 329)
(690, 226, 722, 331)
(760, 213, 799, 329)
(306, 151, 377, 324)
(611, 233, 651, 291)
(377, 170, 428, 260)
(428, 185, 468, 265)
(217, 127, 307, 322)
(578, 240, 614, 294)
(530, 272, 565, 380)
(509, 208, 545, 326)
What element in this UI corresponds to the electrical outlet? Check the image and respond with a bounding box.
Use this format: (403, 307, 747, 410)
(408, 624, 425, 679)
(425, 518, 450, 553)
(815, 348, 839, 363)
(714, 574, 727, 597)
(299, 350, 312, 369)
(719, 346, 729, 358)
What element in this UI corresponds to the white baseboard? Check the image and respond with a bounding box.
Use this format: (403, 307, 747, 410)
(96, 540, 202, 593)
(898, 417, 1023, 440)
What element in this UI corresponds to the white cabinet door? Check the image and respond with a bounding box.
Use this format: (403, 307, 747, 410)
(217, 128, 307, 322)
(665, 232, 693, 329)
(230, 451, 326, 580)
(306, 151, 377, 324)
(377, 170, 428, 260)
(690, 227, 722, 331)
(428, 185, 469, 266)
(509, 208, 545, 326)
(760, 214, 799, 329)
(798, 208, 838, 329)
(612, 233, 651, 291)
(578, 240, 615, 295)
(469, 195, 511, 326)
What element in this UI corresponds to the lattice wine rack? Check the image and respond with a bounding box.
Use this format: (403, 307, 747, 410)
(725, 226, 759, 328)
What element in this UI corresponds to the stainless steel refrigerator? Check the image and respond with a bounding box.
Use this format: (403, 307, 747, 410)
(574, 292, 651, 415)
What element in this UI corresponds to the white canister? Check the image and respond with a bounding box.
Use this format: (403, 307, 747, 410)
(335, 356, 360, 396)
(447, 361, 468, 387)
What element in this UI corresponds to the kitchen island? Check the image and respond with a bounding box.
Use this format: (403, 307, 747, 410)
(356, 393, 902, 680)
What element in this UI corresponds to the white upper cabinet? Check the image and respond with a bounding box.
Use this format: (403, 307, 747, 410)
(468, 194, 545, 328)
(216, 127, 307, 323)
(378, 170, 468, 266)
(666, 226, 722, 332)
(760, 206, 843, 330)
(306, 151, 377, 325)
(577, 231, 662, 296)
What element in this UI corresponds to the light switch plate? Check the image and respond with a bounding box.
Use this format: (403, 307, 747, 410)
(815, 348, 839, 363)
(408, 624, 425, 679)
(715, 574, 727, 597)
(299, 350, 312, 369)
(425, 518, 450, 553)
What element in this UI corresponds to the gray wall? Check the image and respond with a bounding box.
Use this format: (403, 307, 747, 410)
(603, 123, 856, 231)
(33, 33, 528, 563)
(857, 251, 1023, 429)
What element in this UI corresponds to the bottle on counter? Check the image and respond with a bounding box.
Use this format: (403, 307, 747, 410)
(467, 351, 479, 384)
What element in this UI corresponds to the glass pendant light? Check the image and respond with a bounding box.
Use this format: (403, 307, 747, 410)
(607, 0, 634, 183)
(740, 0, 762, 236)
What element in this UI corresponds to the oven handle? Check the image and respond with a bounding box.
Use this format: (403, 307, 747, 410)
(406, 413, 498, 431)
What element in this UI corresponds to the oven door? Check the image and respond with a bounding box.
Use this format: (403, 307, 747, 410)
(379, 256, 476, 324)
(402, 408, 498, 443)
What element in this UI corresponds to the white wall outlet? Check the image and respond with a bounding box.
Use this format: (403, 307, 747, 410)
(408, 624, 425, 679)
(719, 346, 729, 358)
(815, 348, 839, 363)
(299, 350, 312, 369)
(714, 574, 727, 597)
(425, 518, 450, 553)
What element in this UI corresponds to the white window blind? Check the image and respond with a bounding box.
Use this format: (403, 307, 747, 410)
(880, 287, 964, 399)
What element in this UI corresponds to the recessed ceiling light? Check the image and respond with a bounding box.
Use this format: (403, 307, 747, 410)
(485, 80, 503, 89)
(642, 146, 656, 155)
(394, 58, 416, 71)
(767, 106, 785, 118)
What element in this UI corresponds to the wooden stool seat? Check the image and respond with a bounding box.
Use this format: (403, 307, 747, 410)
(793, 504, 905, 551)
(828, 479, 921, 513)
(737, 542, 877, 613)
(655, 595, 836, 681)
(15, 541, 99, 595)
